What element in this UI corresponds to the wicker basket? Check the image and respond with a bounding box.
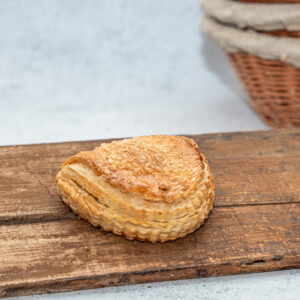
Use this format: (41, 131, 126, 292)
(230, 26, 300, 127)
(203, 1, 300, 127)
(227, 52, 300, 127)
(233, 4, 300, 127)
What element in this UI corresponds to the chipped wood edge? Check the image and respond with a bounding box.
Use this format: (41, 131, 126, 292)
(1, 255, 299, 298)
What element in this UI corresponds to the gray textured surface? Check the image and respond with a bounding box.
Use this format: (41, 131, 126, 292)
(1, 1, 299, 299)
(0, 0, 268, 146)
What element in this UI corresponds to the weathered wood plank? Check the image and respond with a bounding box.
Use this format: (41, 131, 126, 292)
(0, 203, 299, 298)
(0, 129, 299, 298)
(0, 129, 299, 224)
(190, 129, 300, 159)
(213, 157, 300, 205)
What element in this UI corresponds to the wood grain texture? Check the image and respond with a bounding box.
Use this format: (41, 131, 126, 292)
(0, 129, 299, 298)
(1, 129, 299, 224)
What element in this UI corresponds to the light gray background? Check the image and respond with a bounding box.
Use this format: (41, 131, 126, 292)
(1, 0, 299, 299)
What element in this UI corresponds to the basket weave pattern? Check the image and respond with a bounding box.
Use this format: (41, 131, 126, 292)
(203, 0, 300, 127)
(229, 1, 300, 127)
(227, 52, 300, 127)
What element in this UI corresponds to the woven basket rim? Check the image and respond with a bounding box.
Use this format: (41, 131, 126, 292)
(202, 16, 300, 68)
(202, 0, 300, 31)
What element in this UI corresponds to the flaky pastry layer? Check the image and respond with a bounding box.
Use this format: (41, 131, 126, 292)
(56, 135, 215, 243)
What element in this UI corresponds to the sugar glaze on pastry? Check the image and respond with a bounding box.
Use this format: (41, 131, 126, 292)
(56, 135, 215, 243)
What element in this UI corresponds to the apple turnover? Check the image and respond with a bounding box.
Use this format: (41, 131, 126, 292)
(56, 135, 214, 243)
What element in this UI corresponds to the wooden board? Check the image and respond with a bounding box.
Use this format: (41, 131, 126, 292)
(0, 129, 299, 298)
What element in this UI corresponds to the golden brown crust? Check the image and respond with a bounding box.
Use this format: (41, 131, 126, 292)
(57, 135, 215, 243)
(63, 135, 205, 203)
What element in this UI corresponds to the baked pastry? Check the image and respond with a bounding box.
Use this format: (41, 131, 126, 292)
(56, 135, 214, 243)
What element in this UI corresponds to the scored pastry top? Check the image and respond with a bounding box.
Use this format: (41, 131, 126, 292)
(63, 135, 205, 203)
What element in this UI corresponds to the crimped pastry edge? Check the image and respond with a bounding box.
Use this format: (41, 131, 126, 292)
(57, 180, 213, 243)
